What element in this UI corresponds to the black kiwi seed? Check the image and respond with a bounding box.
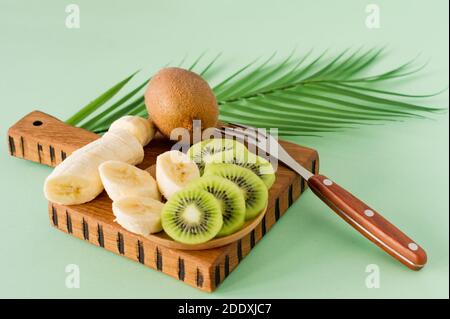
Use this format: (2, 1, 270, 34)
(161, 188, 223, 244)
(187, 139, 247, 175)
(187, 176, 246, 237)
(208, 150, 276, 188)
(203, 163, 268, 220)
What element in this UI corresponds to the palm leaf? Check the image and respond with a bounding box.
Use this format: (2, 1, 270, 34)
(80, 79, 149, 130)
(66, 49, 445, 136)
(200, 52, 222, 76)
(66, 71, 138, 126)
(74, 54, 224, 132)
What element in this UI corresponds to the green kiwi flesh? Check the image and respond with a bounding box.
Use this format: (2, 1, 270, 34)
(203, 163, 268, 220)
(187, 138, 247, 174)
(186, 175, 246, 237)
(206, 149, 276, 188)
(161, 188, 223, 244)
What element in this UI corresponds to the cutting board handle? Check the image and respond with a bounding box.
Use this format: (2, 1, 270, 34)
(7, 111, 98, 167)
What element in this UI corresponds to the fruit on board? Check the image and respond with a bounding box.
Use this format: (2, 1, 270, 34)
(112, 196, 164, 235)
(99, 160, 160, 202)
(44, 123, 145, 205)
(187, 138, 247, 175)
(109, 115, 155, 146)
(161, 188, 223, 244)
(156, 150, 200, 200)
(205, 149, 276, 188)
(186, 175, 246, 237)
(203, 163, 268, 220)
(144, 67, 219, 138)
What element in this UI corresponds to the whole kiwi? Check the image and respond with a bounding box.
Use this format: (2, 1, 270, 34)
(144, 67, 219, 139)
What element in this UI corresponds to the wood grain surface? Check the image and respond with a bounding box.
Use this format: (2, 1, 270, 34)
(8, 111, 319, 292)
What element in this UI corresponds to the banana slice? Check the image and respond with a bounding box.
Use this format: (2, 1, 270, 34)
(44, 151, 105, 205)
(44, 124, 145, 205)
(112, 196, 164, 235)
(99, 160, 160, 202)
(109, 115, 155, 146)
(156, 150, 200, 200)
(102, 129, 144, 165)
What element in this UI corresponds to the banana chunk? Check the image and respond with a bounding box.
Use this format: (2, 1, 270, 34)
(113, 196, 164, 235)
(109, 115, 155, 146)
(99, 160, 160, 202)
(102, 129, 144, 165)
(156, 150, 200, 200)
(44, 122, 145, 205)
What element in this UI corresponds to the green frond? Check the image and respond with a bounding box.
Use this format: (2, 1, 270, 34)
(200, 52, 222, 76)
(66, 70, 138, 125)
(80, 78, 149, 130)
(188, 51, 208, 71)
(66, 49, 446, 137)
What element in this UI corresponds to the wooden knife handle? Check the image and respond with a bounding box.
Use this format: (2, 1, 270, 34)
(308, 174, 427, 270)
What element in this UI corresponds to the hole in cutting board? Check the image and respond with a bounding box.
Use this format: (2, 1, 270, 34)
(33, 120, 43, 126)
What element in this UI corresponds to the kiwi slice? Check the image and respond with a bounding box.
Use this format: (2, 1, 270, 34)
(203, 163, 268, 220)
(161, 188, 223, 244)
(206, 150, 276, 188)
(187, 176, 246, 237)
(187, 138, 247, 174)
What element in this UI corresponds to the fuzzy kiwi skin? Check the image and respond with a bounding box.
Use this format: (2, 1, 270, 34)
(161, 188, 223, 244)
(203, 163, 268, 220)
(186, 175, 246, 237)
(144, 67, 219, 138)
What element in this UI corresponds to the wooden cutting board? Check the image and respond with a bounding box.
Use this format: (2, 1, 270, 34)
(7, 111, 319, 292)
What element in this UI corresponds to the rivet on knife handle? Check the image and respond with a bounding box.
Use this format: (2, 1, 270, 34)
(308, 174, 427, 270)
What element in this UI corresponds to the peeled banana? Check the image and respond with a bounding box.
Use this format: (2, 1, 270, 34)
(156, 150, 200, 200)
(109, 115, 155, 146)
(44, 118, 147, 205)
(99, 160, 160, 202)
(112, 196, 164, 235)
(101, 129, 144, 164)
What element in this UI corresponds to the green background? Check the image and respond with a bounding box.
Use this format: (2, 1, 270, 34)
(0, 0, 448, 298)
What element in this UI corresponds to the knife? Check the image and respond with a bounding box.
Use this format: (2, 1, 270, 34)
(215, 123, 427, 270)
